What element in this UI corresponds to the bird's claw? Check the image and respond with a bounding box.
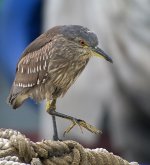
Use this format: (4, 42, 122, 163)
(63, 118, 101, 136)
(77, 119, 102, 134)
(63, 119, 77, 136)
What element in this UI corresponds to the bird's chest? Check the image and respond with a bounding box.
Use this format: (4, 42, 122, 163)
(50, 59, 89, 96)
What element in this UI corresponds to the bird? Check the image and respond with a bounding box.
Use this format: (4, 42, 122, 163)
(7, 25, 113, 140)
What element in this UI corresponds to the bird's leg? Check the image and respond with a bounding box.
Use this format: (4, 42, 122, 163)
(46, 99, 59, 141)
(46, 100, 101, 136)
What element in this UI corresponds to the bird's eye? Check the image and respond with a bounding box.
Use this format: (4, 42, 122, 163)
(79, 40, 85, 46)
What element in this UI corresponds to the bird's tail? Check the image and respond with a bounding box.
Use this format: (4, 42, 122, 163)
(7, 84, 28, 109)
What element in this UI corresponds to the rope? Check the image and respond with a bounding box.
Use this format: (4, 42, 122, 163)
(0, 128, 139, 165)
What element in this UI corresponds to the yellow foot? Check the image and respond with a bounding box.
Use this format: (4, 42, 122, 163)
(46, 99, 56, 112)
(46, 100, 51, 111)
(63, 119, 101, 136)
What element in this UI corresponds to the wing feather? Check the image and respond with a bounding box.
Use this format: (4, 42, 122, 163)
(13, 26, 62, 87)
(15, 43, 53, 87)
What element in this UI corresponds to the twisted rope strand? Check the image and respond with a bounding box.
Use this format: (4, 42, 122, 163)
(0, 128, 139, 165)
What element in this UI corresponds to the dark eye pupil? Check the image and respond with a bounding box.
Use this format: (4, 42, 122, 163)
(80, 40, 85, 45)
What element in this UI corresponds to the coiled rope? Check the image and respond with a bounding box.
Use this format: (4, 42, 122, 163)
(0, 128, 138, 165)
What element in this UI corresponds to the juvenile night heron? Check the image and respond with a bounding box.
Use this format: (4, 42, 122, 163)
(7, 25, 112, 140)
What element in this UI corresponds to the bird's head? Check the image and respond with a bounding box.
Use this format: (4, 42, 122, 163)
(61, 25, 113, 63)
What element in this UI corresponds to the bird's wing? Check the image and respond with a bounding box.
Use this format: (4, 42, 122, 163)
(14, 26, 62, 88)
(14, 44, 51, 88)
(21, 26, 61, 58)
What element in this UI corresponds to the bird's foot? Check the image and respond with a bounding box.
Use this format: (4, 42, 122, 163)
(53, 135, 62, 141)
(46, 100, 56, 112)
(63, 118, 101, 136)
(46, 100, 51, 111)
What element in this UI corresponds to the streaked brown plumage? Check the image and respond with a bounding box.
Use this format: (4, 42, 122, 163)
(7, 25, 112, 140)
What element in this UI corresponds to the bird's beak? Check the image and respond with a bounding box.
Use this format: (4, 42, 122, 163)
(92, 46, 113, 63)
